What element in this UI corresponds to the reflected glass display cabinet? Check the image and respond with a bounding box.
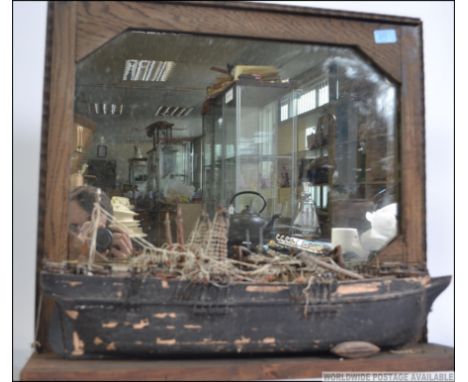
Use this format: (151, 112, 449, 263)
(203, 80, 294, 219)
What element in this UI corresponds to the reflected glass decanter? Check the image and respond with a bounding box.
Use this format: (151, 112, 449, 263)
(292, 191, 321, 238)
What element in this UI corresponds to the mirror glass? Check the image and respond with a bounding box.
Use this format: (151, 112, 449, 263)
(69, 30, 398, 263)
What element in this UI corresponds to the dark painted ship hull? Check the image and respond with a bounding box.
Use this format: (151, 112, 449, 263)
(40, 272, 450, 358)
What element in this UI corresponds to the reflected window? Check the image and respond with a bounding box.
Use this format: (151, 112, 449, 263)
(298, 89, 316, 115)
(280, 102, 289, 122)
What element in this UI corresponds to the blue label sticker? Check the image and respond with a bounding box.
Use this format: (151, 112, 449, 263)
(374, 29, 397, 44)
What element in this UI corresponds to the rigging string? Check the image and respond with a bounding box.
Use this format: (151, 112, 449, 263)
(87, 188, 102, 269)
(83, 200, 360, 286)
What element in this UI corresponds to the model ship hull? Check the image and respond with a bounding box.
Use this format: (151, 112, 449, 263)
(41, 272, 450, 358)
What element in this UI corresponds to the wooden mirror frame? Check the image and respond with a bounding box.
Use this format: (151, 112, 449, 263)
(36, 0, 426, 349)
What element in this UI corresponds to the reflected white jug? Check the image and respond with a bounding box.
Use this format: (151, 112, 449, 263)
(331, 227, 368, 259)
(360, 203, 397, 252)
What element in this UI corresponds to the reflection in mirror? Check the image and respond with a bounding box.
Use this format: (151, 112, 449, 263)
(69, 30, 398, 265)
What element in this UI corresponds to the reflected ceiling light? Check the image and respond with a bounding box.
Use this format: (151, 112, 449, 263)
(176, 108, 187, 117)
(155, 106, 164, 115)
(181, 107, 194, 117)
(154, 106, 194, 118)
(123, 59, 176, 82)
(90, 103, 124, 116)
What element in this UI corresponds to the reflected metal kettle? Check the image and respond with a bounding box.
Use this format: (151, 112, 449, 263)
(228, 191, 280, 247)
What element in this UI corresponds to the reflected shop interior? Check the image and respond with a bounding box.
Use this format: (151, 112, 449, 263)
(70, 30, 399, 261)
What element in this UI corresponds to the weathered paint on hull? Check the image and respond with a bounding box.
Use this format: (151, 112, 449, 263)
(41, 272, 451, 358)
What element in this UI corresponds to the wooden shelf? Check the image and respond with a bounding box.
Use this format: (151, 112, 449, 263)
(20, 343, 453, 381)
